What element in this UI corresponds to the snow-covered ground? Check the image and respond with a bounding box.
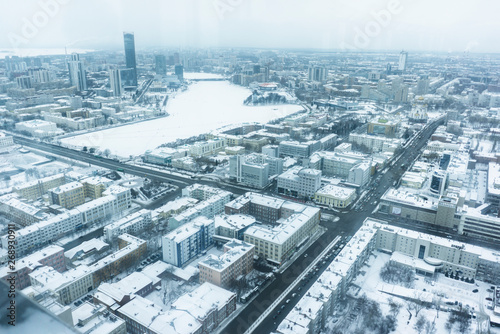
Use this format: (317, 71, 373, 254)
(334, 251, 500, 334)
(61, 81, 303, 156)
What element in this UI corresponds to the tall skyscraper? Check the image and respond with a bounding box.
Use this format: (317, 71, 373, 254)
(109, 69, 122, 97)
(67, 53, 87, 92)
(123, 32, 137, 86)
(155, 55, 167, 75)
(175, 64, 184, 81)
(398, 51, 408, 72)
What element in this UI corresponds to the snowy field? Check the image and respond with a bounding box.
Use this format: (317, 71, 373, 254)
(326, 251, 500, 334)
(61, 81, 303, 156)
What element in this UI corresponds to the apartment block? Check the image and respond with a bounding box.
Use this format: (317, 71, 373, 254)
(244, 205, 320, 265)
(29, 265, 94, 305)
(48, 181, 85, 209)
(104, 209, 152, 242)
(199, 239, 254, 287)
(90, 234, 147, 287)
(13, 173, 66, 200)
(0, 245, 65, 289)
(1, 192, 131, 256)
(162, 216, 215, 267)
(0, 193, 50, 226)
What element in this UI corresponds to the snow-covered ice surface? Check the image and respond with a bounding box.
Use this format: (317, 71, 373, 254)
(61, 81, 303, 156)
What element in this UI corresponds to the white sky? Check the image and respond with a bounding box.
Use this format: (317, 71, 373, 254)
(0, 0, 498, 53)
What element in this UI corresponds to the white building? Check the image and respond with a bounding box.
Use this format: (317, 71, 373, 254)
(277, 166, 322, 198)
(347, 161, 371, 187)
(314, 184, 357, 209)
(244, 206, 320, 265)
(104, 209, 152, 242)
(15, 119, 64, 138)
(0, 131, 14, 147)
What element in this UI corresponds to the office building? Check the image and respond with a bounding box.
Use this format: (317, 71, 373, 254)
(162, 216, 215, 267)
(398, 51, 408, 71)
(229, 153, 283, 189)
(279, 140, 321, 159)
(67, 53, 87, 91)
(175, 64, 184, 81)
(155, 54, 167, 75)
(0, 131, 14, 147)
(277, 166, 322, 198)
(123, 32, 137, 86)
(109, 68, 122, 97)
(15, 119, 64, 138)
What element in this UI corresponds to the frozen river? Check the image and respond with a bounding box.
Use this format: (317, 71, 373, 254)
(61, 80, 303, 157)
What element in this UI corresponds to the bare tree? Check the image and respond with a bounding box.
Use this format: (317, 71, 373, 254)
(414, 315, 426, 334)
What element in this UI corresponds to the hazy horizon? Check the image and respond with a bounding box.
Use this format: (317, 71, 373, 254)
(1, 0, 499, 54)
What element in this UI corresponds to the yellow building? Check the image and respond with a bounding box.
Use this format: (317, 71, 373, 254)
(314, 184, 356, 208)
(48, 181, 85, 209)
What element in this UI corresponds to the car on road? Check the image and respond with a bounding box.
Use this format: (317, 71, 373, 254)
(472, 289, 479, 293)
(286, 299, 290, 304)
(292, 293, 297, 298)
(304, 254, 308, 258)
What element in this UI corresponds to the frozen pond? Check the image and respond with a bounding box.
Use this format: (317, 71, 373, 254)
(61, 80, 303, 156)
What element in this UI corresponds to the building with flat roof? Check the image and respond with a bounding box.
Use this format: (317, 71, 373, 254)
(199, 239, 254, 287)
(0, 131, 14, 147)
(214, 214, 256, 240)
(104, 209, 152, 242)
(0, 193, 50, 226)
(15, 119, 64, 137)
(162, 216, 215, 267)
(314, 184, 356, 209)
(72, 302, 126, 334)
(244, 206, 320, 265)
(279, 140, 321, 158)
(0, 245, 65, 289)
(277, 166, 322, 198)
(13, 173, 66, 200)
(48, 181, 85, 209)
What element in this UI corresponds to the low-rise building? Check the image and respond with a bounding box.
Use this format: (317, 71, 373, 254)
(104, 209, 152, 242)
(314, 184, 356, 208)
(15, 119, 64, 137)
(13, 173, 66, 200)
(0, 193, 50, 226)
(0, 245, 65, 289)
(214, 214, 256, 240)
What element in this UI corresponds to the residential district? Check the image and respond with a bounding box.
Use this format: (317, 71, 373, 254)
(1, 35, 500, 334)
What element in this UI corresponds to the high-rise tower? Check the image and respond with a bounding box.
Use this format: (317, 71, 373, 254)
(67, 53, 87, 91)
(123, 32, 137, 86)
